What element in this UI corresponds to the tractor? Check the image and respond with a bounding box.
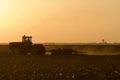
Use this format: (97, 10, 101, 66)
(9, 35, 46, 55)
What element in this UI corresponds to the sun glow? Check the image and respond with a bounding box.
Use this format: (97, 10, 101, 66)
(0, 0, 10, 32)
(0, 0, 9, 13)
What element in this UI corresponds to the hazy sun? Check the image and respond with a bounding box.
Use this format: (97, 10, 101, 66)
(0, 0, 9, 12)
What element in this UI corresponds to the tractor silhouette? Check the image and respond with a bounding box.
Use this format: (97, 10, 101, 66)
(9, 35, 46, 55)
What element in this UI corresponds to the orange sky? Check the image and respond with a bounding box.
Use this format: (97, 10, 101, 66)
(0, 0, 120, 43)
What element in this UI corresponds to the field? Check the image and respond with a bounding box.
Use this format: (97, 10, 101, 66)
(0, 55, 120, 80)
(1, 44, 120, 55)
(0, 44, 120, 80)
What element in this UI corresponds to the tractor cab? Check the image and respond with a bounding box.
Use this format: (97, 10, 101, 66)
(22, 35, 32, 43)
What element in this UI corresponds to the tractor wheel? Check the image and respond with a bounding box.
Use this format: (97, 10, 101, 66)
(12, 48, 21, 54)
(32, 45, 46, 55)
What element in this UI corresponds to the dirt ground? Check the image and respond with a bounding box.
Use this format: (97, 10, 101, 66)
(0, 55, 120, 80)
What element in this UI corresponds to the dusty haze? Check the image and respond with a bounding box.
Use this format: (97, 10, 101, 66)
(0, 0, 120, 43)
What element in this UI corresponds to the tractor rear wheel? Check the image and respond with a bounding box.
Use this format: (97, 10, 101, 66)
(32, 44, 46, 55)
(12, 48, 22, 54)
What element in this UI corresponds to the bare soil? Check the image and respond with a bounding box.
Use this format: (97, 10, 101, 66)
(0, 55, 120, 80)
